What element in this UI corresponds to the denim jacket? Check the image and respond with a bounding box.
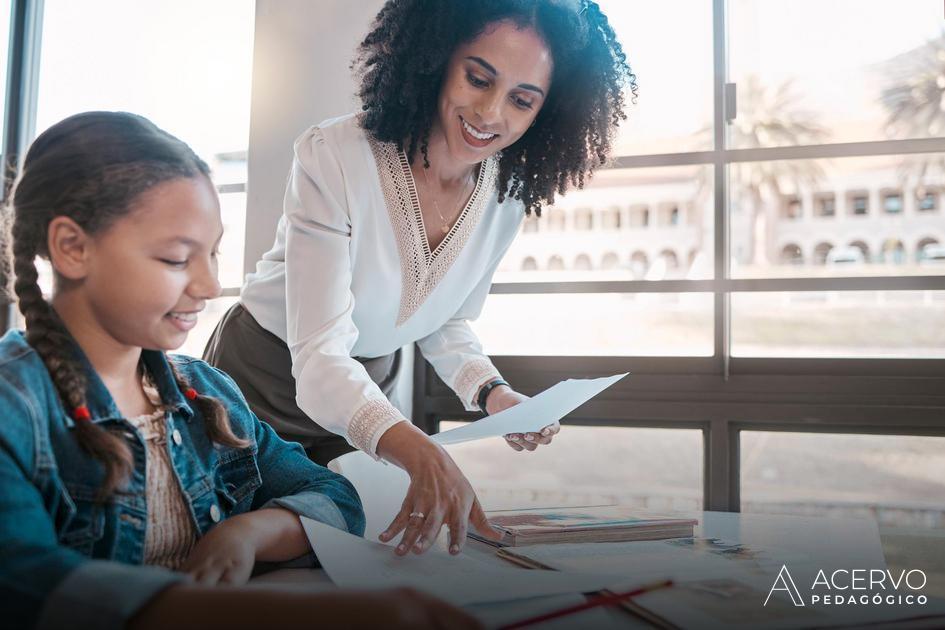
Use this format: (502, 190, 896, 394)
(0, 330, 365, 630)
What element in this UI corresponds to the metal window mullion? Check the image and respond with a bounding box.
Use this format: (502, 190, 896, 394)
(1, 0, 44, 333)
(608, 137, 945, 171)
(490, 275, 945, 294)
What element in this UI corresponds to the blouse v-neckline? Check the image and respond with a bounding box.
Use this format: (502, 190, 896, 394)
(369, 136, 498, 326)
(405, 158, 481, 256)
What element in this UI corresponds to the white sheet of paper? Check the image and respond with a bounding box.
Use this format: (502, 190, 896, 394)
(330, 450, 411, 543)
(432, 373, 628, 446)
(301, 516, 625, 606)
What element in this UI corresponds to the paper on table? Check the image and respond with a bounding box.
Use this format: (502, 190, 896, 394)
(432, 373, 628, 446)
(301, 517, 625, 606)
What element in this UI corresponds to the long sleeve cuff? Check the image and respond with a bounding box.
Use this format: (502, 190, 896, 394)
(454, 358, 503, 411)
(37, 560, 187, 630)
(262, 491, 349, 532)
(347, 398, 407, 459)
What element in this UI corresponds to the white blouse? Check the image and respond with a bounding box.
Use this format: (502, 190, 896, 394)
(240, 114, 524, 457)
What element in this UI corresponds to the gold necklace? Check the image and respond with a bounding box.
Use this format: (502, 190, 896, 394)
(420, 165, 474, 235)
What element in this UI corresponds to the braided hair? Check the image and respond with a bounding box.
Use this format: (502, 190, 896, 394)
(6, 111, 248, 497)
(354, 0, 636, 215)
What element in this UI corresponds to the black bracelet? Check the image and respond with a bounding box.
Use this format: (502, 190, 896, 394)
(477, 379, 510, 415)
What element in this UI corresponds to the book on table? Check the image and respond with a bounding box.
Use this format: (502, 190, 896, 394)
(469, 505, 697, 547)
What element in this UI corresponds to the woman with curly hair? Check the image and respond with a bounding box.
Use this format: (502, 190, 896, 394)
(205, 0, 634, 557)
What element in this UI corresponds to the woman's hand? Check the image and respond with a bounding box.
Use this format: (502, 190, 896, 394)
(485, 385, 561, 452)
(376, 423, 501, 555)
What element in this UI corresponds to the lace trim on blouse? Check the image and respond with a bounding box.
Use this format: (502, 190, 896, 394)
(454, 358, 502, 409)
(348, 397, 406, 456)
(368, 136, 498, 326)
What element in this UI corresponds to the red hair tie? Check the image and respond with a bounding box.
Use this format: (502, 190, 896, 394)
(72, 406, 92, 422)
(184, 387, 198, 401)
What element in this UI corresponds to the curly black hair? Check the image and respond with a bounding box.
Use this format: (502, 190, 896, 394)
(354, 0, 636, 216)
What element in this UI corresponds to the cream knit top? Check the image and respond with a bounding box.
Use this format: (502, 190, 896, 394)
(127, 372, 197, 570)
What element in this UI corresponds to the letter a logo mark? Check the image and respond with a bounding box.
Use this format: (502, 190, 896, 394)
(765, 565, 805, 607)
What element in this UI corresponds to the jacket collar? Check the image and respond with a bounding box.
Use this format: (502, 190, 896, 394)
(55, 334, 193, 427)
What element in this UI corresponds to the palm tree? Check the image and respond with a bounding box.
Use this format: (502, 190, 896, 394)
(695, 75, 828, 267)
(877, 33, 945, 191)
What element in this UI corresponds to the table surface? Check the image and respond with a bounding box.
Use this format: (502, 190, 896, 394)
(248, 510, 926, 629)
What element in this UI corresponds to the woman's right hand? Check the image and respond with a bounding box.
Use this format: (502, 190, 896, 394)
(376, 423, 501, 555)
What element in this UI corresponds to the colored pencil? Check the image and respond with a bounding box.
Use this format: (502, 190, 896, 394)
(498, 579, 674, 629)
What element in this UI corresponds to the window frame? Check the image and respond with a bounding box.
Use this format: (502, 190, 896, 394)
(413, 0, 945, 513)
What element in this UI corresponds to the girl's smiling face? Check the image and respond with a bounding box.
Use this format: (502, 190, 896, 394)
(54, 176, 223, 352)
(436, 20, 553, 166)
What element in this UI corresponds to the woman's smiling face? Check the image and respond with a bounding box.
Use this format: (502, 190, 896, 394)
(436, 19, 553, 166)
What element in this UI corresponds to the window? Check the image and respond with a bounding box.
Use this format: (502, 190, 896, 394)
(883, 191, 903, 214)
(446, 424, 704, 511)
(918, 189, 938, 212)
(629, 205, 650, 228)
(849, 192, 869, 216)
(815, 193, 836, 217)
(33, 0, 256, 358)
(573, 208, 594, 231)
(601, 207, 622, 230)
(781, 196, 802, 220)
(421, 0, 945, 518)
(741, 432, 945, 527)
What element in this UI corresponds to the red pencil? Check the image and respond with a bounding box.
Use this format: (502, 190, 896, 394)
(498, 579, 674, 630)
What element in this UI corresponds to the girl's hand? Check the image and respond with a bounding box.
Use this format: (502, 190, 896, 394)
(181, 513, 259, 585)
(376, 423, 501, 555)
(487, 386, 561, 452)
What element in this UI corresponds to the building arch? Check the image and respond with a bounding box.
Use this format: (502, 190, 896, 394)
(917, 237, 940, 261)
(658, 249, 679, 270)
(779, 243, 804, 265)
(813, 242, 833, 265)
(574, 253, 593, 270)
(521, 256, 538, 271)
(881, 238, 905, 264)
(630, 251, 649, 279)
(848, 240, 871, 262)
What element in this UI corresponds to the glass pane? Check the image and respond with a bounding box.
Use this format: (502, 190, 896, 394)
(729, 0, 945, 148)
(741, 431, 945, 527)
(742, 431, 945, 600)
(444, 423, 703, 511)
(0, 0, 12, 142)
(35, 0, 255, 183)
(496, 165, 713, 283)
(218, 192, 247, 289)
(471, 292, 713, 356)
(175, 296, 238, 359)
(596, 0, 712, 156)
(731, 291, 945, 358)
(729, 154, 945, 278)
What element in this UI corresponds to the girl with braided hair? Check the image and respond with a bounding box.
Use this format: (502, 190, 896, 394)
(0, 111, 480, 630)
(207, 0, 634, 558)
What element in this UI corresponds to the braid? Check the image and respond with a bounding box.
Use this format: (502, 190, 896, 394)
(167, 359, 249, 449)
(10, 216, 132, 497)
(6, 111, 213, 499)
